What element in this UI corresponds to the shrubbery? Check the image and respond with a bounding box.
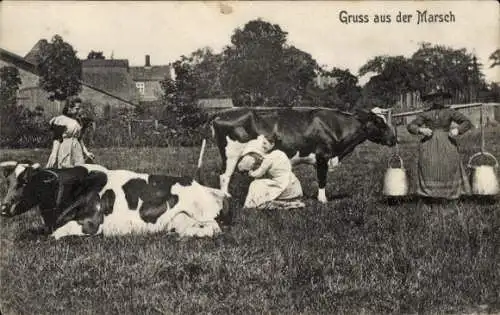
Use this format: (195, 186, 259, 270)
(0, 104, 210, 149)
(0, 106, 52, 148)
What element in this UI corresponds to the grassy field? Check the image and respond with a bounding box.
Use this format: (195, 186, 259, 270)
(1, 127, 499, 314)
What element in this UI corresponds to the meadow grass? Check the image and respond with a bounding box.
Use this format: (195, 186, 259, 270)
(0, 127, 499, 314)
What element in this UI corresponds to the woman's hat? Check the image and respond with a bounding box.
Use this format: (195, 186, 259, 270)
(421, 88, 452, 102)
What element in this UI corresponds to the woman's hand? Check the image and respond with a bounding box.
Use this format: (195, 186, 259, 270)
(448, 128, 459, 137)
(418, 127, 433, 137)
(248, 170, 258, 178)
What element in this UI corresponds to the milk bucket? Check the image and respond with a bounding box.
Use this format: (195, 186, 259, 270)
(467, 152, 499, 196)
(383, 154, 409, 196)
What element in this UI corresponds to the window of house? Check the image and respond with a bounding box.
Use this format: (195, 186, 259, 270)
(136, 82, 145, 95)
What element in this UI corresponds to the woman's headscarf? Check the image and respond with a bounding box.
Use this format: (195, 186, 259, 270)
(237, 152, 264, 172)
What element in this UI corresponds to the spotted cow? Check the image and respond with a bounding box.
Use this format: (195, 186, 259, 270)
(210, 107, 397, 203)
(0, 161, 229, 239)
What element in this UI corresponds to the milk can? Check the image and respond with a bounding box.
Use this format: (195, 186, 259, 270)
(383, 154, 409, 196)
(467, 152, 499, 196)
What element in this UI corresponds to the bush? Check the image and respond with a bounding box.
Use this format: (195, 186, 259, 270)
(0, 106, 52, 148)
(0, 104, 211, 149)
(86, 105, 209, 148)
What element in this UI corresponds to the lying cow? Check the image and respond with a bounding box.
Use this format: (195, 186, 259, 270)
(210, 107, 397, 203)
(0, 161, 229, 239)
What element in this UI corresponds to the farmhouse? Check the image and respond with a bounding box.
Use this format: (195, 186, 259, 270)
(130, 55, 172, 103)
(0, 43, 137, 118)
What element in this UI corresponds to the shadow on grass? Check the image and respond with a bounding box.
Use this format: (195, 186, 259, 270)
(15, 226, 51, 241)
(378, 194, 499, 206)
(460, 195, 499, 205)
(303, 193, 351, 200)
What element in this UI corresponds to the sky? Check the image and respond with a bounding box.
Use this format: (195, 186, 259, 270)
(1, 1, 498, 84)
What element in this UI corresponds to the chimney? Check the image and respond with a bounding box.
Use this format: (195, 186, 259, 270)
(145, 55, 151, 67)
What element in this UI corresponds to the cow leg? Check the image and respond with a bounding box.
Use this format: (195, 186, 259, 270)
(328, 156, 340, 172)
(52, 192, 104, 239)
(316, 155, 329, 203)
(219, 137, 246, 195)
(52, 221, 88, 239)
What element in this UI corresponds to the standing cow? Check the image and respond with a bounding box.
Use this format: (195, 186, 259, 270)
(0, 161, 229, 239)
(210, 107, 397, 203)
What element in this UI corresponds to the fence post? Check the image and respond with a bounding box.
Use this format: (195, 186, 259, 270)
(480, 104, 484, 153)
(128, 121, 132, 138)
(154, 120, 158, 130)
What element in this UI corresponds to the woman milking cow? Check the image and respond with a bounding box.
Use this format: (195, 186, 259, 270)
(236, 133, 306, 210)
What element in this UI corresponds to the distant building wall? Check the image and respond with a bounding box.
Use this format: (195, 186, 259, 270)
(80, 84, 136, 117)
(1, 52, 136, 118)
(0, 59, 39, 90)
(140, 81, 163, 102)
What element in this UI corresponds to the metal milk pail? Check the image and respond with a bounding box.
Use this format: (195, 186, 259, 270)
(383, 154, 408, 196)
(468, 152, 499, 195)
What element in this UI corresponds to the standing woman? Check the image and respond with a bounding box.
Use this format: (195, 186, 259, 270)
(407, 89, 473, 200)
(46, 97, 95, 168)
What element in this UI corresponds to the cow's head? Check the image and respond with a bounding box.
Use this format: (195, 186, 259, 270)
(0, 160, 42, 217)
(356, 107, 397, 146)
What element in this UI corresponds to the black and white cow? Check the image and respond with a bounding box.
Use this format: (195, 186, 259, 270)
(210, 107, 397, 203)
(0, 161, 229, 239)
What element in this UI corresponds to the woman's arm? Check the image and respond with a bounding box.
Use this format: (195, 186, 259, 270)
(407, 114, 425, 135)
(449, 109, 473, 135)
(248, 156, 272, 178)
(79, 139, 94, 160)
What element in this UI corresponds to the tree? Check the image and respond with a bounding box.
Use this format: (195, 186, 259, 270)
(36, 35, 82, 102)
(323, 67, 361, 110)
(87, 51, 105, 60)
(358, 43, 486, 107)
(411, 43, 479, 92)
(0, 66, 22, 108)
(489, 49, 500, 68)
(278, 46, 318, 106)
(159, 49, 220, 131)
(161, 47, 228, 106)
(221, 19, 318, 107)
(359, 55, 418, 107)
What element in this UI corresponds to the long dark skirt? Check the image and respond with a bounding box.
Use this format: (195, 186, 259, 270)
(415, 130, 471, 199)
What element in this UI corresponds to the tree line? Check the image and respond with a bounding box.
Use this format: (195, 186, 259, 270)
(160, 19, 499, 113)
(1, 19, 500, 124)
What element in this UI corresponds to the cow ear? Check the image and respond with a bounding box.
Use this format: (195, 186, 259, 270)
(20, 166, 37, 183)
(0, 161, 18, 178)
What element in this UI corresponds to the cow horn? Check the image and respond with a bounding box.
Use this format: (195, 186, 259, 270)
(0, 161, 17, 168)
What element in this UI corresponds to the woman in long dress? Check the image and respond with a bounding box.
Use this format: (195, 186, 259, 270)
(46, 98, 95, 168)
(237, 134, 304, 209)
(407, 89, 473, 200)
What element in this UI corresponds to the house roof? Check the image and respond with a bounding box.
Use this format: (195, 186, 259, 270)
(130, 65, 171, 81)
(24, 39, 47, 64)
(0, 46, 137, 107)
(82, 64, 137, 103)
(197, 98, 234, 109)
(0, 48, 38, 73)
(82, 59, 129, 68)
